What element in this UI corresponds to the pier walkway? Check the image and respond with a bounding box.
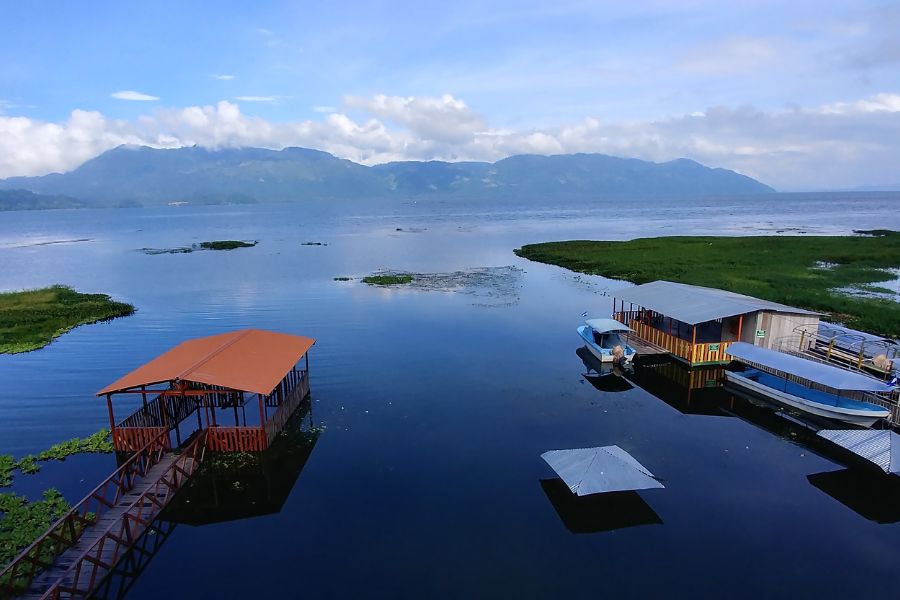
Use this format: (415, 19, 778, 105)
(1, 432, 206, 600)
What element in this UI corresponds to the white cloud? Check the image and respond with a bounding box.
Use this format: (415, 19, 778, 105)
(111, 90, 160, 101)
(234, 95, 276, 102)
(820, 93, 900, 114)
(312, 105, 336, 113)
(344, 94, 486, 143)
(1, 93, 899, 189)
(213, 74, 235, 81)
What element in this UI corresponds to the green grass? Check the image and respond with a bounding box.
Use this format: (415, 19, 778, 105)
(361, 274, 415, 286)
(199, 240, 256, 250)
(0, 285, 135, 354)
(514, 233, 900, 336)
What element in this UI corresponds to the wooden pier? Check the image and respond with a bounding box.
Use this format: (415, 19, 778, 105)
(0, 329, 317, 599)
(628, 336, 670, 362)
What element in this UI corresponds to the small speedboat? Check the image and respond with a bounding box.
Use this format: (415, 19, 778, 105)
(723, 342, 893, 428)
(577, 318, 637, 365)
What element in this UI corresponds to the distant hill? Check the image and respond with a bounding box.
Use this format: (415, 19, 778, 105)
(0, 145, 774, 208)
(0, 189, 86, 211)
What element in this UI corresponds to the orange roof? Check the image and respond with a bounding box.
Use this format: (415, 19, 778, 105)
(98, 329, 315, 396)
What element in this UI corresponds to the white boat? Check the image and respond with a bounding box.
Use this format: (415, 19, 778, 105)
(577, 318, 637, 365)
(723, 342, 893, 428)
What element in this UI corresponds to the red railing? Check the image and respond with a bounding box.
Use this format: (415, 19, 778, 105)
(265, 376, 309, 446)
(0, 433, 204, 598)
(0, 430, 171, 597)
(42, 431, 207, 599)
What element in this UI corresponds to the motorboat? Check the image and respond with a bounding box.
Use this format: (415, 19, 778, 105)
(577, 318, 637, 365)
(723, 342, 893, 428)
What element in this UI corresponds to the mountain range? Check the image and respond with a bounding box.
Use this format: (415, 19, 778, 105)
(0, 145, 774, 208)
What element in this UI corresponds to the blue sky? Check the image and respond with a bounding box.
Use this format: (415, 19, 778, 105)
(1, 0, 899, 189)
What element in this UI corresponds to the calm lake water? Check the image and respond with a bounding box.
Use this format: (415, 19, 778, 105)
(2, 192, 900, 598)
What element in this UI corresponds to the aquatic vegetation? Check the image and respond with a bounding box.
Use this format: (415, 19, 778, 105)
(199, 240, 257, 250)
(515, 233, 900, 336)
(301, 241, 328, 246)
(0, 285, 135, 354)
(0, 430, 113, 487)
(362, 274, 415, 285)
(142, 240, 257, 254)
(0, 456, 13, 488)
(333, 276, 352, 281)
(360, 267, 523, 306)
(36, 429, 114, 463)
(0, 489, 75, 586)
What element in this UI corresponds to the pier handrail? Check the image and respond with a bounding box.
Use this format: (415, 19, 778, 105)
(44, 430, 207, 599)
(0, 430, 170, 597)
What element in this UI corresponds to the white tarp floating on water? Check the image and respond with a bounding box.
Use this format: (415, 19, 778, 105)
(540, 445, 664, 496)
(817, 429, 900, 474)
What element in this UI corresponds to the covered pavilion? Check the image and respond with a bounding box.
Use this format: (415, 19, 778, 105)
(98, 329, 315, 452)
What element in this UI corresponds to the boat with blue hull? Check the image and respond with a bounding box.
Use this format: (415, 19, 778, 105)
(577, 318, 637, 365)
(723, 342, 894, 428)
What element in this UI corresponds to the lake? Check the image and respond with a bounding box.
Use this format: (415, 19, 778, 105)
(2, 192, 900, 598)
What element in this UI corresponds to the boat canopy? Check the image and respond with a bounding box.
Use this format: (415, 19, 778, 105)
(541, 446, 664, 496)
(725, 342, 894, 393)
(817, 430, 900, 474)
(585, 318, 632, 334)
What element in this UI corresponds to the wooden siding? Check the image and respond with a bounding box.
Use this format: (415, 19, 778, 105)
(617, 311, 733, 366)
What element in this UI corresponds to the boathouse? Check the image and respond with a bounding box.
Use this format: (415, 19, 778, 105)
(613, 281, 820, 366)
(99, 328, 315, 452)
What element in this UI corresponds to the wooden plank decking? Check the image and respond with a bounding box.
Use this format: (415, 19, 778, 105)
(18, 453, 190, 599)
(629, 337, 670, 360)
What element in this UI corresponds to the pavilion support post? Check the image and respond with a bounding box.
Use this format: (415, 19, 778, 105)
(737, 315, 743, 341)
(141, 385, 147, 410)
(106, 394, 116, 444)
(258, 394, 266, 443)
(612, 296, 616, 317)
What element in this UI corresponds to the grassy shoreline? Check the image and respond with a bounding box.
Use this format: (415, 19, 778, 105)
(0, 285, 135, 353)
(515, 233, 900, 336)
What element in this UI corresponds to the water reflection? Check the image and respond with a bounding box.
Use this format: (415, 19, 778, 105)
(577, 347, 633, 392)
(164, 401, 319, 525)
(540, 478, 663, 534)
(808, 469, 900, 524)
(629, 361, 727, 416)
(91, 517, 177, 600)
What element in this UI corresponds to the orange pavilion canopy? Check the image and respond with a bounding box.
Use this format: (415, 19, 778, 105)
(98, 329, 316, 396)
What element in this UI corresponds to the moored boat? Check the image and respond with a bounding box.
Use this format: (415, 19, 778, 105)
(723, 342, 894, 428)
(577, 318, 637, 365)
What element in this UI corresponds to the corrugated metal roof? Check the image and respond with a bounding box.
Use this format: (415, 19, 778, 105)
(614, 280, 820, 325)
(98, 329, 316, 396)
(725, 342, 894, 392)
(817, 430, 900, 474)
(541, 446, 664, 496)
(725, 342, 894, 393)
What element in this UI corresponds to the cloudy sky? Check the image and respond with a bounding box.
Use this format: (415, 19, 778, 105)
(1, 0, 898, 190)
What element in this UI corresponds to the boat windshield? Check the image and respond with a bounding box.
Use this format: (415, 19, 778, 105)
(594, 331, 626, 349)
